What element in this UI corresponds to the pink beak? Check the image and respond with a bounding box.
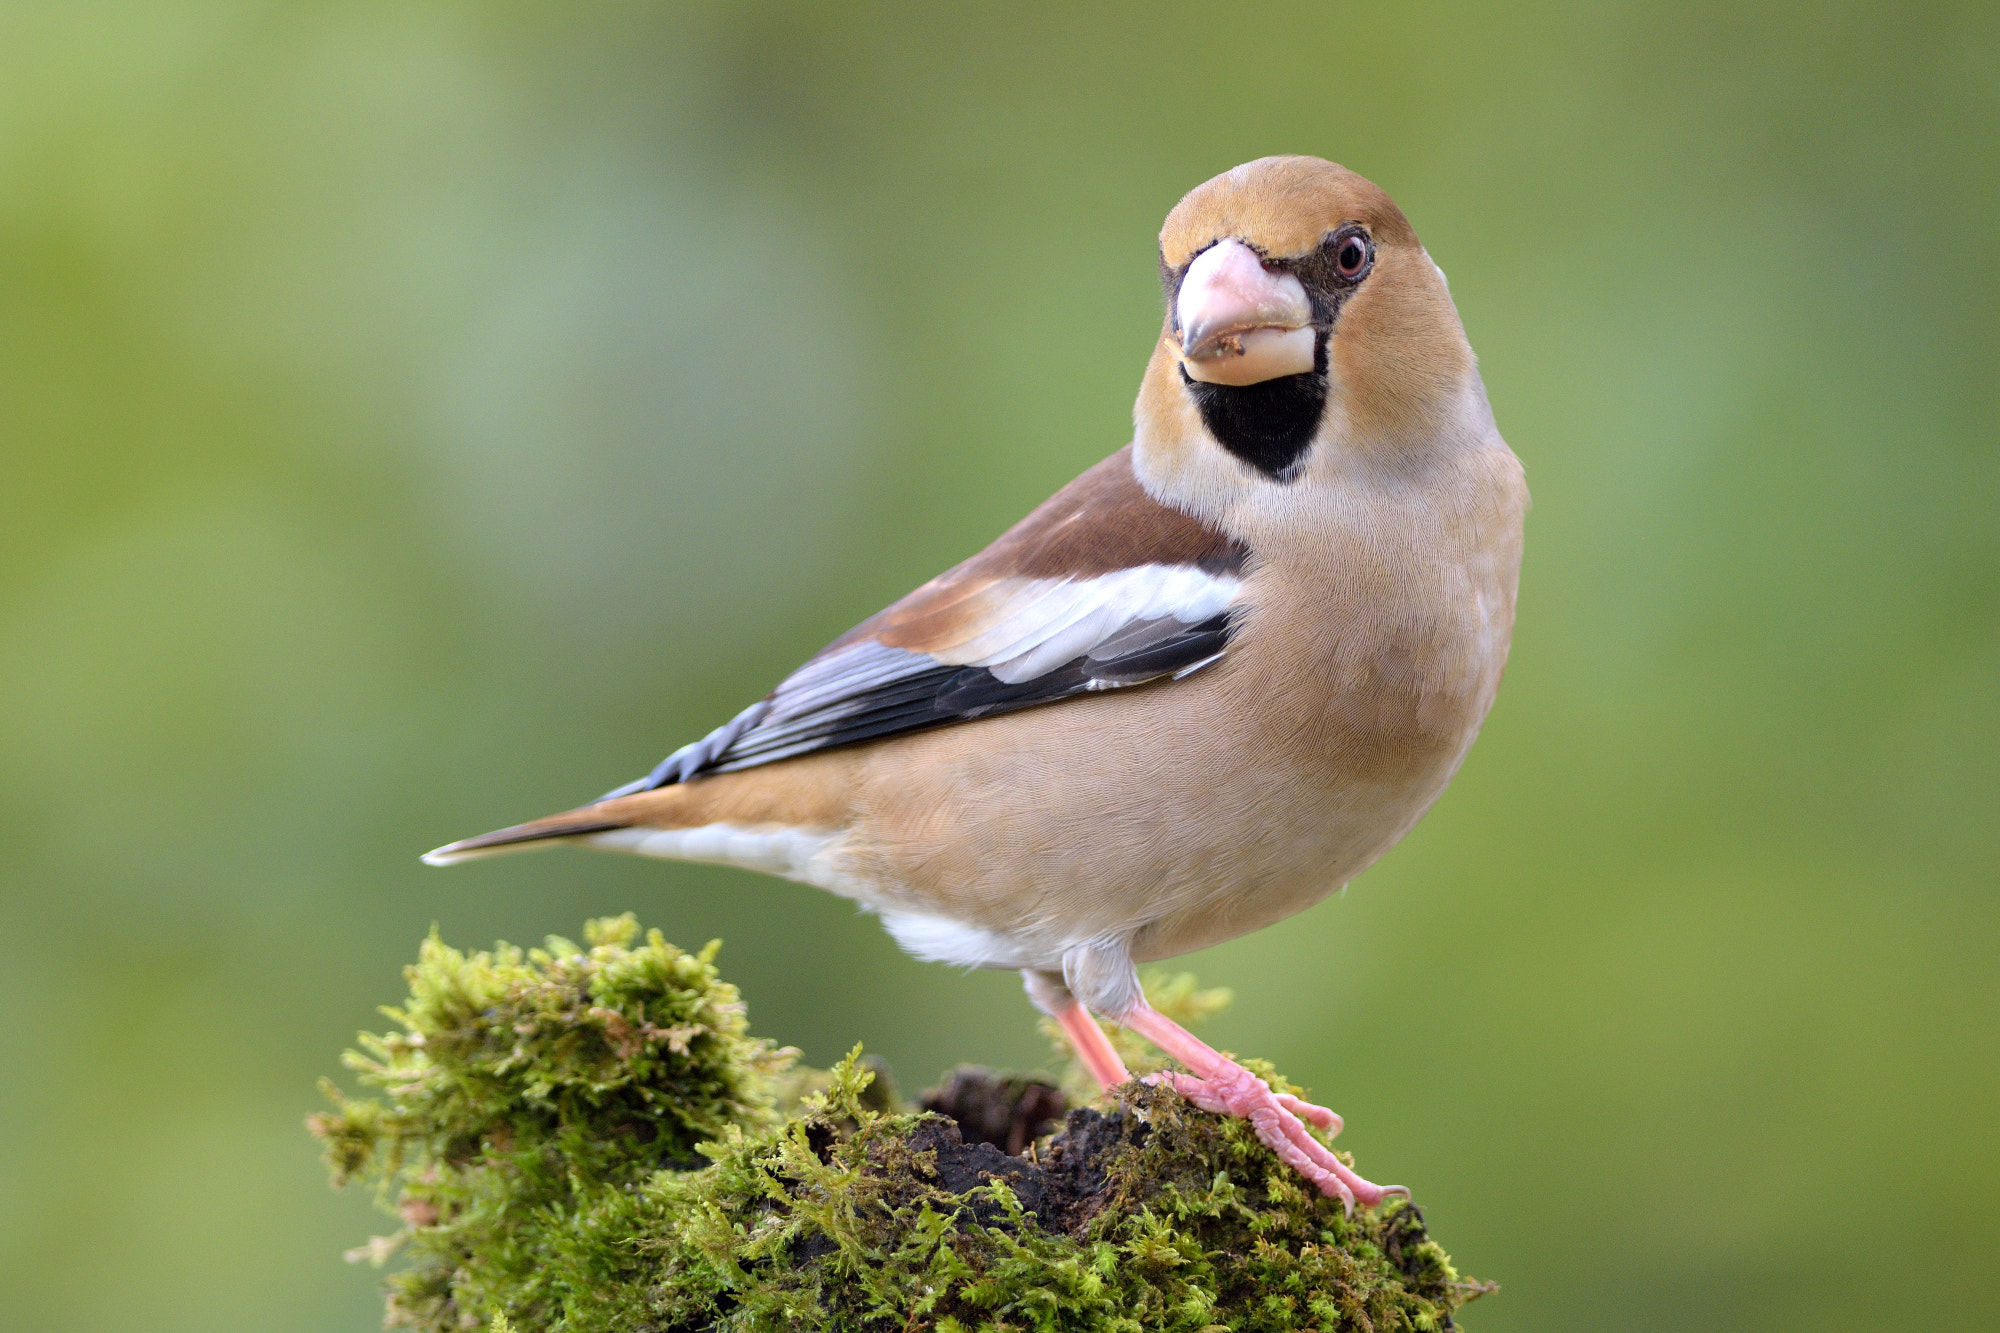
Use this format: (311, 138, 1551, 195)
(1174, 239, 1317, 386)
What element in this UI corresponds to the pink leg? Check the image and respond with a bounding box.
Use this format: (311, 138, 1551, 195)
(1119, 1002, 1406, 1213)
(1055, 1001, 1132, 1091)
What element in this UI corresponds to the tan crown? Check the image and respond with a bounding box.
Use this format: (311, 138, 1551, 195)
(1160, 156, 1419, 271)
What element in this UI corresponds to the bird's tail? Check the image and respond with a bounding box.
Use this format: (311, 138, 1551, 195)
(424, 753, 850, 869)
(422, 806, 631, 866)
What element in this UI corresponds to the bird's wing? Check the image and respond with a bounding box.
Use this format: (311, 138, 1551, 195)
(602, 444, 1248, 798)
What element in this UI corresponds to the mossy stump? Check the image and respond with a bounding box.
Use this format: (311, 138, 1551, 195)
(311, 916, 1489, 1332)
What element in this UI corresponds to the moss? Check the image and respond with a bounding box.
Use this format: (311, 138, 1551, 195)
(313, 917, 1492, 1332)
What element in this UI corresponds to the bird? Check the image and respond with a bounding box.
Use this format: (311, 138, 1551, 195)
(425, 155, 1527, 1210)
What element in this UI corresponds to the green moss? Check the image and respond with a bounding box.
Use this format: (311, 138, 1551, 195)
(313, 917, 1491, 1332)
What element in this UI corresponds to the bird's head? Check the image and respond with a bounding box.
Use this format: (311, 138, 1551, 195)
(1134, 156, 1479, 521)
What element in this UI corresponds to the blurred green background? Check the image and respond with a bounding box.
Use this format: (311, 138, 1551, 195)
(2, 3, 1994, 1329)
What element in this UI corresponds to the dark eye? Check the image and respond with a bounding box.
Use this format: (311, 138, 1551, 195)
(1333, 234, 1370, 280)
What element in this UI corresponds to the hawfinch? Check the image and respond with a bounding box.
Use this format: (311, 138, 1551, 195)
(427, 156, 1527, 1209)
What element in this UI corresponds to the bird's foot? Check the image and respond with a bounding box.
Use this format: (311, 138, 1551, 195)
(1150, 1062, 1403, 1213)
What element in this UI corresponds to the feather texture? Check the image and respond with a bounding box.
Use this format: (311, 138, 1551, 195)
(601, 446, 1245, 798)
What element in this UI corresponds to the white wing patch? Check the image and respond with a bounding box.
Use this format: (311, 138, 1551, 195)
(927, 565, 1240, 682)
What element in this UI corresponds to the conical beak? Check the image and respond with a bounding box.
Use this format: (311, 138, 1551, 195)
(1174, 238, 1316, 386)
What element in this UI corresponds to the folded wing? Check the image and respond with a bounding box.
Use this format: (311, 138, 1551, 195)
(603, 445, 1248, 797)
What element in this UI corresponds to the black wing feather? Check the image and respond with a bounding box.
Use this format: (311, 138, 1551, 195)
(603, 611, 1234, 798)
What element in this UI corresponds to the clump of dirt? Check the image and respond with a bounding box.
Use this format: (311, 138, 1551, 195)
(919, 1065, 1068, 1155)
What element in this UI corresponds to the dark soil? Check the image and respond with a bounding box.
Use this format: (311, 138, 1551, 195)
(901, 1095, 1150, 1233)
(918, 1065, 1068, 1155)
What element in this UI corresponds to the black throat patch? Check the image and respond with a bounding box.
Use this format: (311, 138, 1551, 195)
(1179, 335, 1328, 482)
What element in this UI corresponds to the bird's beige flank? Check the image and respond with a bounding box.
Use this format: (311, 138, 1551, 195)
(427, 156, 1526, 1209)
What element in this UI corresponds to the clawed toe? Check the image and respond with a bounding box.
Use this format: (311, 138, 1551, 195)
(1117, 1004, 1400, 1214)
(1152, 1065, 1396, 1213)
(1274, 1091, 1342, 1135)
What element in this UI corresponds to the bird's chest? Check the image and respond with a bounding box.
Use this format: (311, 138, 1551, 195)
(1231, 535, 1512, 792)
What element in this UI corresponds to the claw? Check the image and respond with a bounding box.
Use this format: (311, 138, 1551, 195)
(1119, 1003, 1399, 1212)
(1164, 1064, 1395, 1212)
